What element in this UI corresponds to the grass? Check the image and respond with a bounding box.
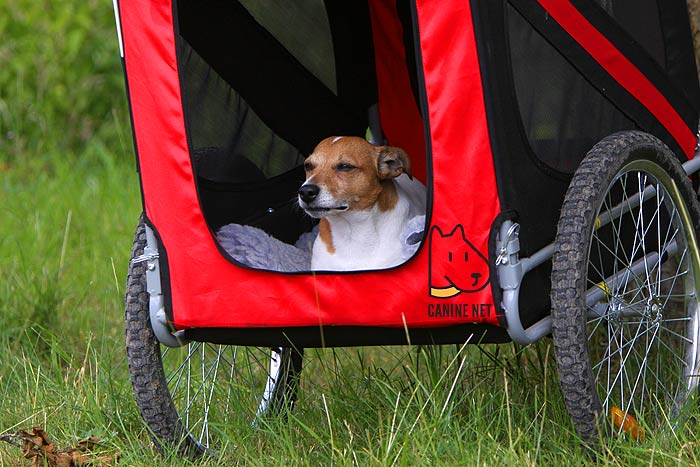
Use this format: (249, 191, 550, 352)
(0, 0, 128, 165)
(2, 0, 700, 464)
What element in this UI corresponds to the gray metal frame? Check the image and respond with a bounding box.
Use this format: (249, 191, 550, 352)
(131, 223, 188, 348)
(496, 150, 700, 345)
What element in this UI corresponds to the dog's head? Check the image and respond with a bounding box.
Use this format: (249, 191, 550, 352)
(298, 136, 411, 218)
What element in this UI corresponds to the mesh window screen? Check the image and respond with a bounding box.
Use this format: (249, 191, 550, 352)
(592, 0, 666, 69)
(238, 0, 337, 94)
(180, 40, 304, 184)
(507, 4, 635, 175)
(175, 0, 376, 240)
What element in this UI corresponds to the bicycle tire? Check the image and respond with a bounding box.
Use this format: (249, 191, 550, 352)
(551, 131, 700, 443)
(125, 215, 303, 457)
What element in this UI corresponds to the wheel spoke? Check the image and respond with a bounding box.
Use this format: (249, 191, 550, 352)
(591, 172, 697, 427)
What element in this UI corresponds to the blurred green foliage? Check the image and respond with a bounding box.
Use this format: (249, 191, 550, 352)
(0, 0, 129, 163)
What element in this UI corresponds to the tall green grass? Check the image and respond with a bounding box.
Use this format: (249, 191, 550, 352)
(0, 0, 129, 164)
(0, 0, 141, 454)
(2, 0, 700, 465)
(0, 149, 143, 464)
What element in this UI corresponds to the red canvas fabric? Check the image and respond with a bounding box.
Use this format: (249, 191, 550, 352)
(118, 0, 502, 330)
(368, 0, 427, 182)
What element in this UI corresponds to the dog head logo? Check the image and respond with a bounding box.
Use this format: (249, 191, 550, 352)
(429, 225, 490, 298)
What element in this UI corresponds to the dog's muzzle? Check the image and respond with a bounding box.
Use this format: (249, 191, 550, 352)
(298, 184, 348, 217)
(298, 184, 320, 203)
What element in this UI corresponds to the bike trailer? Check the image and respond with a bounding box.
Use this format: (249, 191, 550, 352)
(115, 0, 700, 454)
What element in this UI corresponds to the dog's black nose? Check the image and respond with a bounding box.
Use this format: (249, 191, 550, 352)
(298, 184, 320, 203)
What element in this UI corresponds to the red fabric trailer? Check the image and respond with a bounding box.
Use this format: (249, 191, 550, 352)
(116, 0, 700, 456)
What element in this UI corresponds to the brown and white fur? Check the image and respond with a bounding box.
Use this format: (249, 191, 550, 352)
(298, 136, 426, 271)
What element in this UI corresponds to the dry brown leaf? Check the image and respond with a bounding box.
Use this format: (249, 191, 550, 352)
(1, 427, 119, 467)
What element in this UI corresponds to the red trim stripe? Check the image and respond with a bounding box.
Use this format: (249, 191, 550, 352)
(537, 0, 696, 158)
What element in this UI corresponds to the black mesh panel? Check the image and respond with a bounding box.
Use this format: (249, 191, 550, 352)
(179, 40, 304, 183)
(508, 4, 635, 175)
(174, 0, 377, 242)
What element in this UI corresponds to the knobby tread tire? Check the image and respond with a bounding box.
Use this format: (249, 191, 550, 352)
(124, 215, 303, 458)
(124, 216, 198, 456)
(550, 130, 700, 443)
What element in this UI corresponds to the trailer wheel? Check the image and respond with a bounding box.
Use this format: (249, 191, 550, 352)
(125, 215, 303, 457)
(551, 131, 700, 443)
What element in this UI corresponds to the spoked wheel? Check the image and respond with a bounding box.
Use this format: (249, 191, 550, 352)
(125, 215, 303, 457)
(551, 131, 700, 443)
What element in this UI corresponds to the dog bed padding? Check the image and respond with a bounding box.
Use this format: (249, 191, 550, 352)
(217, 216, 425, 272)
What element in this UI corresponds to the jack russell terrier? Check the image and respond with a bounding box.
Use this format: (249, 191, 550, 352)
(298, 136, 426, 271)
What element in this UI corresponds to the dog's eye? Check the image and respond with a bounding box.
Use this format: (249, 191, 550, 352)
(336, 163, 355, 172)
(303, 162, 315, 172)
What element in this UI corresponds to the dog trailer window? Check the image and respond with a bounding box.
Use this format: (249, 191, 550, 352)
(174, 0, 377, 243)
(173, 0, 428, 272)
(507, 3, 635, 175)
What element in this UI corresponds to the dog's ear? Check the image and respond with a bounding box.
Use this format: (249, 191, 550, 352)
(377, 146, 412, 180)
